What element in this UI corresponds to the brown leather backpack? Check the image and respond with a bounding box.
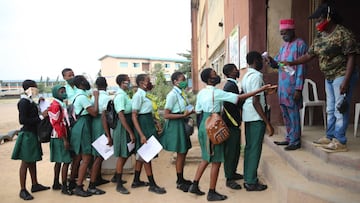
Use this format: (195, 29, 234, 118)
(205, 90, 230, 145)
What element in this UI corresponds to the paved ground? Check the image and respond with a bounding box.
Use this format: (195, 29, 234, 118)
(0, 98, 277, 203)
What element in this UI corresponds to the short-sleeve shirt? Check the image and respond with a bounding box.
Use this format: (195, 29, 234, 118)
(114, 88, 132, 114)
(73, 89, 92, 116)
(241, 68, 266, 122)
(65, 83, 77, 104)
(92, 90, 110, 114)
(195, 85, 238, 113)
(165, 86, 186, 113)
(308, 25, 357, 80)
(132, 88, 153, 114)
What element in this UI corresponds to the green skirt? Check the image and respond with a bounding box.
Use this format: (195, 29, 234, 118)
(11, 131, 42, 162)
(113, 114, 134, 158)
(198, 112, 225, 163)
(134, 113, 159, 152)
(91, 114, 105, 156)
(50, 138, 72, 163)
(70, 115, 92, 155)
(161, 118, 192, 153)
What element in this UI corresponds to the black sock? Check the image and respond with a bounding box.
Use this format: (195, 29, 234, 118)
(209, 189, 215, 193)
(147, 175, 156, 186)
(88, 182, 96, 189)
(176, 172, 184, 183)
(133, 170, 141, 182)
(193, 180, 199, 185)
(117, 173, 123, 185)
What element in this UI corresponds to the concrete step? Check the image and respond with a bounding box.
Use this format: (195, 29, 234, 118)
(264, 126, 360, 193)
(274, 125, 360, 170)
(261, 144, 360, 203)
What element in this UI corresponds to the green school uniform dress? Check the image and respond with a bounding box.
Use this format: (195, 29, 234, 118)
(91, 90, 110, 156)
(195, 86, 238, 162)
(70, 89, 93, 155)
(161, 86, 192, 153)
(113, 88, 134, 158)
(132, 88, 159, 152)
(11, 97, 43, 162)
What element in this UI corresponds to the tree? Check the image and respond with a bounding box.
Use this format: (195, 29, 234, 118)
(150, 63, 172, 109)
(177, 50, 192, 78)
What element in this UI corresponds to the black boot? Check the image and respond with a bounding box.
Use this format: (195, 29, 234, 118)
(61, 183, 73, 195)
(116, 173, 129, 194)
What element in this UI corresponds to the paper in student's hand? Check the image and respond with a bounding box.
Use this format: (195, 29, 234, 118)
(127, 142, 135, 152)
(137, 135, 163, 163)
(39, 99, 50, 113)
(92, 134, 114, 160)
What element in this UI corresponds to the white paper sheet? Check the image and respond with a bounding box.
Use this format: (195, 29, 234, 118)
(91, 134, 114, 160)
(137, 135, 163, 163)
(39, 99, 50, 113)
(127, 142, 135, 153)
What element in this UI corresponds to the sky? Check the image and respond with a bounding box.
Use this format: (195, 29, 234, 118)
(0, 0, 191, 81)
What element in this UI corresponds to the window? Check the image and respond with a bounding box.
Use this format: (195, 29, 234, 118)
(164, 63, 171, 68)
(175, 63, 181, 69)
(133, 63, 140, 68)
(119, 62, 128, 68)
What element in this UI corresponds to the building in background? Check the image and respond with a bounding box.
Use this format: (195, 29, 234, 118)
(99, 55, 188, 89)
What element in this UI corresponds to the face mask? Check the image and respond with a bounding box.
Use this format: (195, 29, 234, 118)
(210, 76, 221, 85)
(66, 78, 74, 86)
(146, 82, 153, 91)
(25, 87, 39, 97)
(235, 70, 240, 78)
(316, 19, 329, 32)
(123, 81, 132, 89)
(282, 34, 292, 42)
(61, 93, 67, 100)
(178, 81, 188, 89)
(83, 81, 91, 90)
(255, 61, 263, 70)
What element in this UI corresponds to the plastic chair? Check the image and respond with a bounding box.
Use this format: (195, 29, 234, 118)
(354, 103, 360, 137)
(300, 79, 326, 132)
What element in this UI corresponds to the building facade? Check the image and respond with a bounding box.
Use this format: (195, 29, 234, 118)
(99, 55, 188, 88)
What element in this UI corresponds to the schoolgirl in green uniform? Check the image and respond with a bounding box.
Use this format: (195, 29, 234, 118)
(70, 75, 103, 197)
(131, 74, 166, 194)
(48, 85, 72, 195)
(90, 77, 112, 189)
(111, 74, 136, 194)
(11, 80, 50, 200)
(161, 72, 194, 192)
(188, 68, 272, 201)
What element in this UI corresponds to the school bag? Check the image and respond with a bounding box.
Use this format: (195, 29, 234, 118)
(37, 117, 52, 143)
(105, 100, 118, 129)
(205, 90, 230, 145)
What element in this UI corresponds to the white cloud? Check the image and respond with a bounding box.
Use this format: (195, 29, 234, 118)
(0, 0, 191, 80)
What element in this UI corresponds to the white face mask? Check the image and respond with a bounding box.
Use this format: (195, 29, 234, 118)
(25, 87, 39, 97)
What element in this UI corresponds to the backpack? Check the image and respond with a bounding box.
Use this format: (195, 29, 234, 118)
(105, 100, 118, 129)
(205, 112, 230, 145)
(37, 117, 52, 143)
(205, 90, 230, 145)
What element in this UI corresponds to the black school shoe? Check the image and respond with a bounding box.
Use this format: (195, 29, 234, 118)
(274, 140, 289, 146)
(19, 189, 34, 200)
(31, 184, 50, 193)
(188, 184, 205, 195)
(207, 191, 228, 201)
(232, 173, 244, 180)
(284, 143, 301, 151)
(87, 187, 106, 195)
(226, 179, 242, 190)
(148, 185, 166, 194)
(95, 178, 110, 186)
(74, 185, 92, 197)
(52, 182, 62, 190)
(131, 180, 149, 188)
(244, 182, 268, 191)
(61, 185, 73, 196)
